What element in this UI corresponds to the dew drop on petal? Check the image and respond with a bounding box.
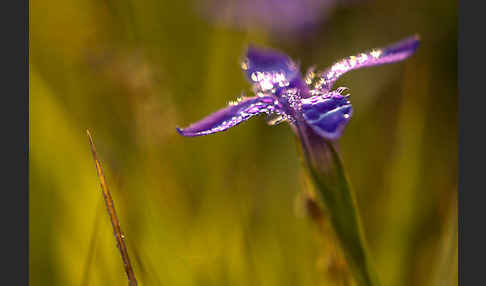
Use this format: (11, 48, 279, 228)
(241, 58, 249, 70)
(266, 114, 287, 126)
(251, 72, 258, 82)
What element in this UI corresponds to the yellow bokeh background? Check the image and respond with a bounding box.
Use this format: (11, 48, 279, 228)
(30, 0, 457, 285)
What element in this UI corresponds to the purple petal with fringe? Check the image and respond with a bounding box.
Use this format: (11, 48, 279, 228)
(318, 35, 420, 91)
(242, 46, 301, 92)
(177, 96, 278, 137)
(301, 94, 353, 140)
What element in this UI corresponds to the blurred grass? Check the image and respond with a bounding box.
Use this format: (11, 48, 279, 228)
(30, 0, 457, 285)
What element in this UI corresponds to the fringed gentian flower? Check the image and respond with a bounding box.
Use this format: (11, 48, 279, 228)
(177, 35, 419, 140)
(177, 35, 419, 286)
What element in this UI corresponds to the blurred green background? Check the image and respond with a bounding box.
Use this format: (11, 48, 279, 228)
(30, 0, 457, 285)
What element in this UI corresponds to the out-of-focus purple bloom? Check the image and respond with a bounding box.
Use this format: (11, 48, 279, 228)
(197, 0, 336, 34)
(177, 35, 419, 140)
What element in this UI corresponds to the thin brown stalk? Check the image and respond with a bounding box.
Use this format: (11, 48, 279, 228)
(87, 129, 138, 286)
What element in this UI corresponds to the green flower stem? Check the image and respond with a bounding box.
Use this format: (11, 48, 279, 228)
(296, 126, 380, 286)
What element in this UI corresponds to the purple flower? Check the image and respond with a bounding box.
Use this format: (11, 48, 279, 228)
(178, 36, 419, 286)
(177, 35, 419, 140)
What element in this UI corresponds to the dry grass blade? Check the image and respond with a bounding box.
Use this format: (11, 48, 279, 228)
(86, 129, 138, 286)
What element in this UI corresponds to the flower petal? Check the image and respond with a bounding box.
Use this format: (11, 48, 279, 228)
(319, 35, 420, 91)
(177, 96, 278, 137)
(301, 94, 353, 140)
(242, 46, 301, 92)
